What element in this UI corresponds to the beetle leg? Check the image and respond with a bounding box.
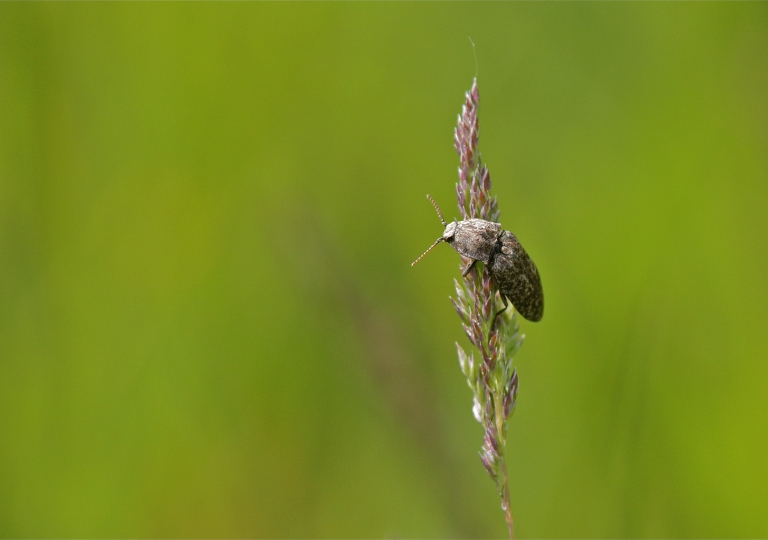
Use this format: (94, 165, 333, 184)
(461, 259, 477, 277)
(491, 294, 509, 330)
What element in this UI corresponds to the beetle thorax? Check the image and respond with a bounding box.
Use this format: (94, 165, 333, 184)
(447, 219, 503, 264)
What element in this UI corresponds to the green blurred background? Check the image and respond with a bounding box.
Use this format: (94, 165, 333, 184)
(1, 2, 767, 538)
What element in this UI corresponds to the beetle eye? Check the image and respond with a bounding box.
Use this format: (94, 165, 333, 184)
(443, 222, 457, 239)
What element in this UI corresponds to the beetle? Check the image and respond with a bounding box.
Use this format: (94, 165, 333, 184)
(411, 195, 544, 323)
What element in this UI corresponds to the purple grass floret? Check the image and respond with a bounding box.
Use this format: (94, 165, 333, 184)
(449, 78, 523, 540)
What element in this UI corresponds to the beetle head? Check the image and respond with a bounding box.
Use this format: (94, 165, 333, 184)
(443, 221, 457, 240)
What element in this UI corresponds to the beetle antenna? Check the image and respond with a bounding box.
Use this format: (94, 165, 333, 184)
(411, 237, 444, 266)
(426, 194, 447, 227)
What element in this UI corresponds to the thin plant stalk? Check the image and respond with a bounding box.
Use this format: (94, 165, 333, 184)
(451, 78, 522, 540)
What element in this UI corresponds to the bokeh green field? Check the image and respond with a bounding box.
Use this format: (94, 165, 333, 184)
(1, 2, 767, 538)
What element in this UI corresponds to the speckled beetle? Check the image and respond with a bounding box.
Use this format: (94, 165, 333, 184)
(412, 195, 544, 323)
